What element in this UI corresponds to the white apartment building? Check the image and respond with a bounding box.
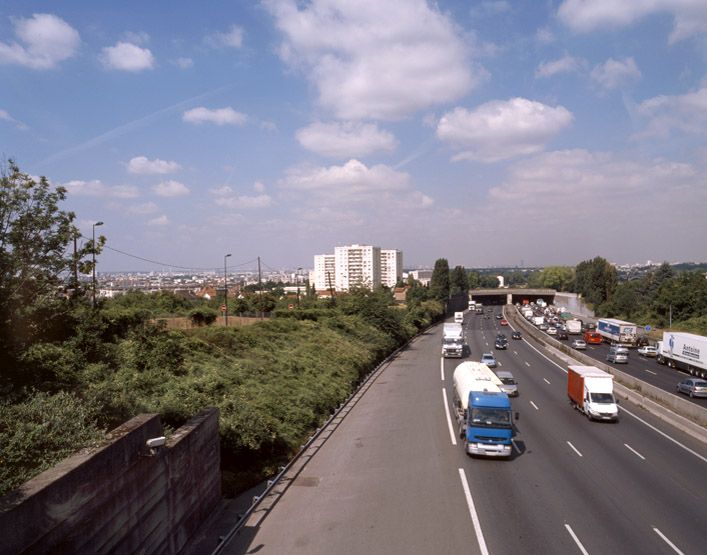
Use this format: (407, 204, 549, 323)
(335, 244, 381, 291)
(313, 254, 336, 291)
(381, 249, 403, 288)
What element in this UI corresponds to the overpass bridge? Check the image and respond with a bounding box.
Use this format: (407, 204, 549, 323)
(468, 288, 557, 306)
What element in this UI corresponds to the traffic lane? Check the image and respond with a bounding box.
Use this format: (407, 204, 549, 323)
(226, 327, 481, 555)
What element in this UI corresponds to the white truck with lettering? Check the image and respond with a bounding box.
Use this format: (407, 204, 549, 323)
(656, 331, 707, 379)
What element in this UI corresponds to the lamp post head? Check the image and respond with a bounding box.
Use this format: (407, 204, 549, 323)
(94, 221, 104, 227)
(225, 253, 232, 259)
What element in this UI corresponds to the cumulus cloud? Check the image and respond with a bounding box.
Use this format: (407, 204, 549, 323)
(128, 201, 159, 215)
(0, 13, 80, 69)
(182, 106, 247, 126)
(0, 109, 27, 130)
(62, 179, 139, 198)
(436, 98, 573, 163)
(535, 54, 584, 78)
(128, 156, 181, 175)
(206, 25, 244, 48)
(211, 182, 272, 209)
(101, 42, 155, 71)
(153, 180, 190, 197)
(590, 57, 641, 90)
(265, 0, 480, 120)
(174, 57, 193, 69)
(296, 121, 397, 158)
(148, 215, 169, 226)
(278, 159, 415, 206)
(636, 85, 707, 138)
(557, 0, 707, 43)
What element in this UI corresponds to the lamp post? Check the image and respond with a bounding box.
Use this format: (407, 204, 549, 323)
(224, 253, 232, 326)
(92, 221, 104, 307)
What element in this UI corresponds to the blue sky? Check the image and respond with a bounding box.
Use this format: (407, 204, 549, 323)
(2, 1, 706, 273)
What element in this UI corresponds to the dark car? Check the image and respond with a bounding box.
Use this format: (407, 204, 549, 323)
(495, 334, 508, 350)
(512, 331, 522, 340)
(557, 330, 569, 340)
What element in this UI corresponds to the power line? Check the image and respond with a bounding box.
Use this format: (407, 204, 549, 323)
(103, 245, 259, 272)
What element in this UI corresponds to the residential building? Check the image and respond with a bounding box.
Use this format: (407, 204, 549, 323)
(381, 249, 403, 288)
(335, 244, 381, 291)
(313, 254, 336, 291)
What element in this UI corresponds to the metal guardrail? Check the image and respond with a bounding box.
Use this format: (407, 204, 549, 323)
(506, 306, 707, 440)
(209, 324, 433, 554)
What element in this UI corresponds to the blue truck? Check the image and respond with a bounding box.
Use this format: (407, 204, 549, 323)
(452, 361, 518, 458)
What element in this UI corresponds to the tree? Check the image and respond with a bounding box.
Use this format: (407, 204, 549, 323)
(450, 265, 468, 295)
(430, 258, 450, 302)
(536, 266, 574, 291)
(0, 161, 101, 383)
(573, 256, 616, 307)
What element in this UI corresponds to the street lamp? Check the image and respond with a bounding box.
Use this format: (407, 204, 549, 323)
(224, 253, 232, 326)
(92, 221, 104, 307)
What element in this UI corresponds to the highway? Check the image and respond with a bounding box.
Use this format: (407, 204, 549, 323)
(222, 308, 707, 554)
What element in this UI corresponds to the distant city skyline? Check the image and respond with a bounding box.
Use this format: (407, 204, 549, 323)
(3, 1, 707, 271)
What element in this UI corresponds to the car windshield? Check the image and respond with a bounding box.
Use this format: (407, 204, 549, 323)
(469, 407, 512, 428)
(482, 356, 495, 363)
(500, 377, 516, 385)
(590, 392, 615, 404)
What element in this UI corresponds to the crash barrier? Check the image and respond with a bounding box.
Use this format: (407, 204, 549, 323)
(506, 307, 707, 440)
(0, 408, 220, 554)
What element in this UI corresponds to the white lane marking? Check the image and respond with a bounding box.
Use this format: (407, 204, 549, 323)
(642, 368, 657, 375)
(511, 439, 521, 454)
(458, 469, 490, 555)
(564, 524, 589, 555)
(440, 357, 445, 381)
(513, 350, 519, 355)
(498, 361, 503, 367)
(543, 378, 551, 385)
(653, 528, 684, 555)
(442, 389, 457, 446)
(624, 443, 645, 460)
(525, 361, 531, 367)
(530, 401, 539, 411)
(619, 406, 707, 464)
(519, 329, 707, 464)
(567, 441, 583, 457)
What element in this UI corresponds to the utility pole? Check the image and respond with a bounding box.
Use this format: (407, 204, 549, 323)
(257, 256, 263, 318)
(72, 235, 78, 299)
(92, 221, 104, 308)
(224, 253, 232, 326)
(296, 267, 302, 307)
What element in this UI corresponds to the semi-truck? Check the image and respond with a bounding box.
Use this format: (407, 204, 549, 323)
(567, 365, 619, 422)
(442, 322, 465, 358)
(452, 361, 517, 457)
(566, 319, 582, 335)
(596, 318, 638, 346)
(656, 331, 707, 379)
(454, 311, 464, 324)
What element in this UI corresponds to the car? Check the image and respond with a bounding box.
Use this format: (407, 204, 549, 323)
(512, 331, 522, 340)
(571, 339, 587, 350)
(676, 379, 707, 398)
(607, 345, 629, 364)
(547, 327, 557, 335)
(556, 330, 569, 340)
(538, 323, 549, 331)
(495, 370, 518, 397)
(500, 319, 508, 326)
(480, 352, 498, 368)
(495, 314, 503, 319)
(637, 345, 658, 357)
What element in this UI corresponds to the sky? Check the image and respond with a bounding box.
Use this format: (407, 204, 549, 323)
(2, 0, 707, 273)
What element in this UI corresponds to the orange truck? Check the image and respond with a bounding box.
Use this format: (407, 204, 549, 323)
(567, 365, 619, 422)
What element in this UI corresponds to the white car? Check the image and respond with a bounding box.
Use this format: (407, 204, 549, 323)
(547, 327, 557, 335)
(637, 345, 657, 357)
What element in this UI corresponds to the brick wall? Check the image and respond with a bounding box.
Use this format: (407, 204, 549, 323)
(0, 408, 220, 554)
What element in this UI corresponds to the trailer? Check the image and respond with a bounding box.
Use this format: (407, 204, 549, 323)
(596, 318, 637, 346)
(656, 332, 707, 379)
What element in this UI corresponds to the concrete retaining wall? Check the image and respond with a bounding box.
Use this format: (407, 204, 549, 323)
(505, 307, 707, 441)
(0, 408, 221, 555)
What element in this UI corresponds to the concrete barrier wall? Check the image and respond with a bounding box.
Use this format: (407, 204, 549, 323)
(0, 408, 220, 555)
(506, 307, 707, 436)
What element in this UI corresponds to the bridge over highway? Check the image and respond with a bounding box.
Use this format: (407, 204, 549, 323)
(469, 288, 557, 306)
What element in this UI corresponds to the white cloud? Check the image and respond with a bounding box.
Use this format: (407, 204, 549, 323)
(63, 179, 139, 198)
(590, 57, 641, 90)
(436, 98, 573, 163)
(0, 13, 80, 69)
(101, 42, 155, 72)
(122, 31, 150, 45)
(127, 156, 181, 175)
(296, 121, 398, 158)
(153, 180, 190, 197)
(279, 159, 412, 204)
(0, 109, 27, 130)
(265, 0, 480, 120)
(536, 27, 555, 44)
(182, 106, 247, 126)
(128, 201, 159, 215)
(636, 85, 707, 137)
(206, 25, 244, 48)
(216, 194, 272, 209)
(253, 181, 266, 193)
(148, 214, 169, 226)
(535, 54, 584, 78)
(557, 0, 707, 43)
(174, 57, 193, 69)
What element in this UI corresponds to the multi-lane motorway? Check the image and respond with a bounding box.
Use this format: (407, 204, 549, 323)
(222, 308, 707, 554)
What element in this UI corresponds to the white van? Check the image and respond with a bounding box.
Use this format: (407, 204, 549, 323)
(454, 311, 464, 324)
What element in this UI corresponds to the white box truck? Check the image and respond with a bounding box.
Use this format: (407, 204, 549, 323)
(533, 316, 544, 326)
(656, 331, 707, 379)
(567, 365, 619, 422)
(442, 323, 465, 358)
(454, 311, 464, 324)
(566, 319, 583, 335)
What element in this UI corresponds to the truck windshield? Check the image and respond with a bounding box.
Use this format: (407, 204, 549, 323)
(443, 338, 461, 345)
(590, 392, 615, 404)
(469, 408, 512, 428)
